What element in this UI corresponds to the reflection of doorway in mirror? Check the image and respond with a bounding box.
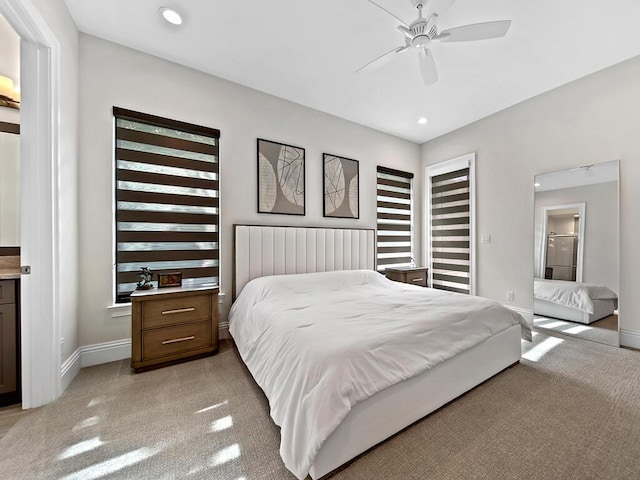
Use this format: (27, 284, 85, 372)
(541, 204, 585, 282)
(533, 160, 619, 347)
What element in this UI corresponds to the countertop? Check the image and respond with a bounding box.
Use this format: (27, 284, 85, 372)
(0, 268, 20, 280)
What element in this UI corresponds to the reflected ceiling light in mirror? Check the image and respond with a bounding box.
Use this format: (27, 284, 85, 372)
(534, 182, 541, 187)
(418, 117, 428, 125)
(0, 75, 20, 109)
(159, 7, 183, 25)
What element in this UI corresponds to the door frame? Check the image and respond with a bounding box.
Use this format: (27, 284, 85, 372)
(424, 153, 476, 295)
(539, 202, 586, 282)
(0, 0, 61, 408)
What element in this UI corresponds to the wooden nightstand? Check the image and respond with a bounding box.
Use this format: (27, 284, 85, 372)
(385, 266, 429, 287)
(130, 285, 219, 373)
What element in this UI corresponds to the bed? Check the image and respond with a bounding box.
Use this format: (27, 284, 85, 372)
(533, 278, 618, 324)
(230, 225, 529, 480)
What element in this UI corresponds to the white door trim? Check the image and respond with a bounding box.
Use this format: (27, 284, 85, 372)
(424, 153, 476, 295)
(0, 0, 61, 407)
(539, 202, 586, 282)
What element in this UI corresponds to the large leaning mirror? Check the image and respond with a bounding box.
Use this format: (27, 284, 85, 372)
(533, 160, 619, 347)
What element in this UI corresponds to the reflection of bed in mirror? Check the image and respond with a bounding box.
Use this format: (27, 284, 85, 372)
(533, 278, 617, 325)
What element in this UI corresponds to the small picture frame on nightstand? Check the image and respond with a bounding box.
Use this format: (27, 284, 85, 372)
(158, 272, 182, 288)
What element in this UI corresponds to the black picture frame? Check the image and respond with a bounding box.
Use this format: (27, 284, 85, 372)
(257, 138, 306, 215)
(323, 153, 359, 219)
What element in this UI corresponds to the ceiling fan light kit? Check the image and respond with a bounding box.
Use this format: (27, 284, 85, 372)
(360, 0, 512, 86)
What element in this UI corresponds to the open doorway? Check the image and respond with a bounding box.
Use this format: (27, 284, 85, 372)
(0, 0, 63, 409)
(0, 10, 21, 408)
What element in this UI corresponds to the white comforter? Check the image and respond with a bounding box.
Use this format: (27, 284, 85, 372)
(230, 270, 529, 479)
(534, 278, 618, 313)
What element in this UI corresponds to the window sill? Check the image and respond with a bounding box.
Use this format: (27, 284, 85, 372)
(107, 303, 132, 318)
(108, 292, 225, 318)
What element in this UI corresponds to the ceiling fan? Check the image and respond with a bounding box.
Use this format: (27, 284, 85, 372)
(357, 0, 512, 85)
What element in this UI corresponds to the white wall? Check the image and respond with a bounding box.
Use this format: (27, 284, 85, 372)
(534, 182, 618, 292)
(77, 34, 421, 346)
(0, 108, 19, 123)
(421, 55, 640, 345)
(31, 0, 80, 363)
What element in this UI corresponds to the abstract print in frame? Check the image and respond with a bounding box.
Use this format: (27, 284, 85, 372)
(323, 153, 359, 219)
(257, 138, 305, 215)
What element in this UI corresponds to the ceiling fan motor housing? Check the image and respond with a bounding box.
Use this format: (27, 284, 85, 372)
(409, 22, 438, 47)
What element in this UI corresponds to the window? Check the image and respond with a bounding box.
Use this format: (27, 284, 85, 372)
(113, 107, 220, 303)
(376, 166, 414, 271)
(426, 153, 475, 294)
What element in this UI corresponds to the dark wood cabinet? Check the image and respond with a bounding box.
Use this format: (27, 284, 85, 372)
(385, 266, 429, 287)
(131, 286, 219, 373)
(0, 280, 19, 406)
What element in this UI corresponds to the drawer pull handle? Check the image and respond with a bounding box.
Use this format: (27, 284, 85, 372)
(411, 278, 424, 282)
(162, 335, 195, 345)
(161, 307, 195, 315)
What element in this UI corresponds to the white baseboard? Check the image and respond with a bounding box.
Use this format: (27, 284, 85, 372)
(60, 348, 81, 392)
(59, 339, 131, 392)
(219, 322, 230, 339)
(505, 305, 534, 326)
(620, 329, 640, 349)
(80, 339, 132, 368)
(60, 326, 230, 389)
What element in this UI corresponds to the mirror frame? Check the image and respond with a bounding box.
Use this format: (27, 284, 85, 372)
(533, 160, 620, 347)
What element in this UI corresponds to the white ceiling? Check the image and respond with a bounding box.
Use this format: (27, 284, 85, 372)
(64, 0, 640, 144)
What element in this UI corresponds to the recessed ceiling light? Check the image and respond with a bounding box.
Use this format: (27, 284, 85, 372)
(159, 7, 183, 25)
(417, 117, 428, 125)
(534, 182, 541, 187)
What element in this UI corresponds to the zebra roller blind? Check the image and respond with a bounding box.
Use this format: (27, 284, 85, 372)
(114, 107, 220, 302)
(430, 167, 471, 294)
(376, 166, 413, 270)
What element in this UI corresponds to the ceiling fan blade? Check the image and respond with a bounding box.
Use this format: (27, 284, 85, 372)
(397, 25, 412, 38)
(356, 45, 406, 73)
(366, 0, 408, 26)
(418, 48, 438, 86)
(435, 20, 511, 42)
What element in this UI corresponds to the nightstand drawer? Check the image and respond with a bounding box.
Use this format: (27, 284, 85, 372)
(405, 271, 427, 287)
(142, 294, 210, 329)
(142, 321, 212, 360)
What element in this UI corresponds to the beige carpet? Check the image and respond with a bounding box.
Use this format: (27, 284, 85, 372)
(1, 332, 640, 480)
(533, 314, 618, 346)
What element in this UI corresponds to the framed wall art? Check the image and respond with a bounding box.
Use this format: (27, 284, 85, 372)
(257, 138, 305, 215)
(323, 153, 359, 219)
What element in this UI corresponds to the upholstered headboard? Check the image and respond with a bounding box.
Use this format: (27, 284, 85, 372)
(234, 225, 375, 298)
